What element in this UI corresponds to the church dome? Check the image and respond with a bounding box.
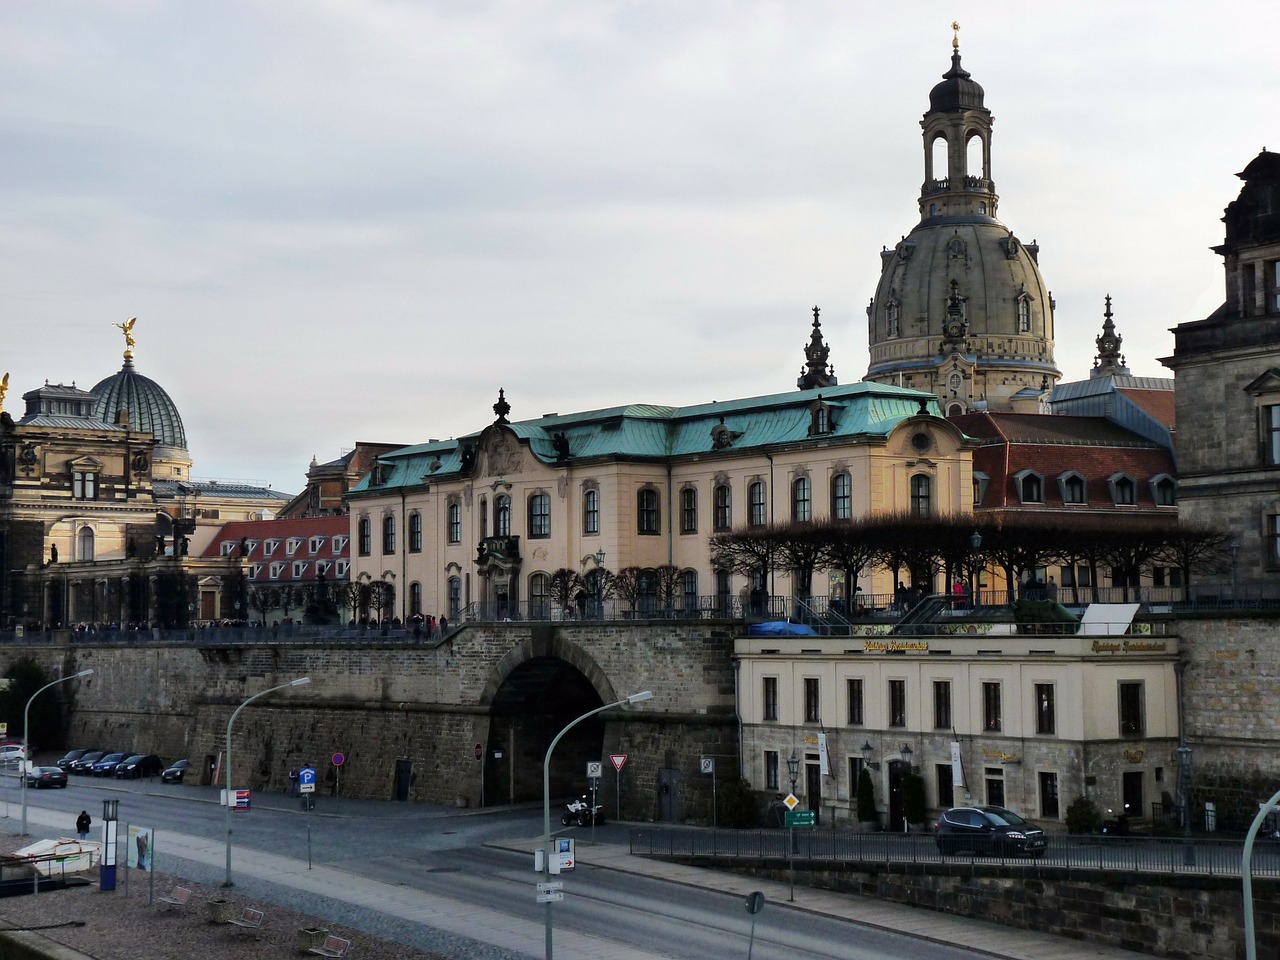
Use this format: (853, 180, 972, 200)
(91, 359, 188, 451)
(928, 51, 986, 112)
(1223, 149, 1280, 246)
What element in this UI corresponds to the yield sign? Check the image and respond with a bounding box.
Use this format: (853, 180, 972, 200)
(609, 754, 627, 772)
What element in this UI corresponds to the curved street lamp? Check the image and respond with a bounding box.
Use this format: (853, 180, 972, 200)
(541, 690, 652, 960)
(224, 677, 311, 886)
(22, 669, 94, 835)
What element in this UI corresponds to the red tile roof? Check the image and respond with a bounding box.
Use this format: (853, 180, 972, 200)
(202, 516, 350, 584)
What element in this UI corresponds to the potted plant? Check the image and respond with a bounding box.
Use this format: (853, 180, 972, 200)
(856, 767, 878, 831)
(902, 771, 927, 831)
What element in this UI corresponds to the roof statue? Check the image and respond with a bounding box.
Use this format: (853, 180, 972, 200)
(0, 372, 8, 415)
(113, 317, 137, 361)
(797, 305, 838, 390)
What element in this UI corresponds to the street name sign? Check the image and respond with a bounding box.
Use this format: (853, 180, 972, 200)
(785, 810, 816, 828)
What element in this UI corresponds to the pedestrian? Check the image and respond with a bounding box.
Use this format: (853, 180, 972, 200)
(439, 615, 448, 636)
(76, 810, 91, 840)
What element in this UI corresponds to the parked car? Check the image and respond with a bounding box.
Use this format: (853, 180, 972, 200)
(113, 754, 164, 779)
(0, 745, 27, 766)
(161, 758, 190, 783)
(90, 752, 129, 776)
(25, 766, 68, 789)
(57, 749, 94, 770)
(934, 805, 1047, 858)
(69, 750, 107, 774)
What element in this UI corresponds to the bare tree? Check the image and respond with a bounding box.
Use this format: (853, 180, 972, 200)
(613, 566, 644, 613)
(549, 568, 583, 615)
(652, 564, 682, 611)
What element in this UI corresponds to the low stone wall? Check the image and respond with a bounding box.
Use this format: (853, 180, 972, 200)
(664, 855, 1276, 960)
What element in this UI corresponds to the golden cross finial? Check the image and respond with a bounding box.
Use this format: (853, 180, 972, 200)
(952, 21, 961, 50)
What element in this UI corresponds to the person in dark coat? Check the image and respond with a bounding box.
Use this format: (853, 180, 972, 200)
(76, 810, 91, 840)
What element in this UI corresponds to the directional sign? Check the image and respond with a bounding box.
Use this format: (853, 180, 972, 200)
(610, 754, 627, 772)
(555, 837, 575, 872)
(783, 793, 800, 811)
(785, 809, 816, 828)
(537, 881, 564, 893)
(537, 891, 564, 903)
(586, 760, 602, 779)
(233, 789, 251, 811)
(299, 767, 317, 794)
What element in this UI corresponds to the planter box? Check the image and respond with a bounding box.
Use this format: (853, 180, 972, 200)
(204, 898, 233, 924)
(298, 927, 330, 951)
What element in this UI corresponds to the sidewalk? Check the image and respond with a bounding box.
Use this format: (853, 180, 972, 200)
(15, 796, 1148, 960)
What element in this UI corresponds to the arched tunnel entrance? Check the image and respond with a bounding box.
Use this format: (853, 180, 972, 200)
(482, 655, 606, 806)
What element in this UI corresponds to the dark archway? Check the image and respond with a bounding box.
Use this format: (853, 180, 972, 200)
(483, 656, 605, 806)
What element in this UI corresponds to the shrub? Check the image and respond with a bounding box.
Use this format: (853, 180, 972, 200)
(902, 771, 927, 825)
(1065, 795, 1103, 834)
(856, 768, 878, 824)
(717, 778, 759, 828)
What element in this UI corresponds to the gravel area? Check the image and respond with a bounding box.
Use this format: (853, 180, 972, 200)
(0, 836, 534, 960)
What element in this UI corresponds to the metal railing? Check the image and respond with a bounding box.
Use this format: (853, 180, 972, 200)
(629, 826, 1280, 878)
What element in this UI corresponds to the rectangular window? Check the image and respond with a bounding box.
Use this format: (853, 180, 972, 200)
(846, 678, 864, 725)
(1035, 683, 1056, 735)
(292, 561, 308, 578)
(933, 680, 951, 730)
(910, 475, 931, 516)
(1119, 681, 1145, 736)
(849, 756, 865, 792)
(762, 677, 778, 722)
(336, 559, 350, 578)
(264, 539, 279, 556)
(269, 562, 284, 579)
(1270, 259, 1280, 313)
(936, 763, 955, 810)
(408, 513, 422, 552)
(528, 493, 550, 539)
(72, 471, 98, 500)
(765, 750, 779, 791)
(286, 538, 302, 556)
(888, 679, 906, 728)
(309, 536, 326, 554)
(332, 535, 348, 553)
(982, 681, 1002, 732)
(1039, 771, 1060, 819)
(831, 473, 852, 520)
(713, 485, 732, 531)
(638, 489, 660, 535)
(315, 560, 331, 577)
(803, 677, 820, 724)
(584, 489, 600, 535)
(1264, 405, 1280, 466)
(382, 516, 396, 554)
(358, 520, 371, 557)
(680, 487, 697, 534)
(748, 482, 766, 526)
(985, 768, 1005, 807)
(447, 503, 461, 544)
(792, 478, 811, 522)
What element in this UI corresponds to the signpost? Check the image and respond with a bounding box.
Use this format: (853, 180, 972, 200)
(610, 754, 627, 821)
(299, 767, 316, 866)
(331, 752, 344, 797)
(701, 757, 717, 829)
(783, 799, 815, 901)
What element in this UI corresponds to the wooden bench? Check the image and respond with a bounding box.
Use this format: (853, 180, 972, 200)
(228, 906, 266, 938)
(307, 934, 352, 958)
(157, 886, 191, 910)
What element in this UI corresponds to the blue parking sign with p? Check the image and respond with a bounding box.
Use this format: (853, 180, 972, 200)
(299, 767, 316, 793)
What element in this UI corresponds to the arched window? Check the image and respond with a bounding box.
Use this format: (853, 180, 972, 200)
(495, 495, 511, 537)
(637, 488, 660, 535)
(447, 501, 461, 543)
(583, 489, 600, 535)
(792, 477, 811, 522)
(382, 515, 396, 554)
(409, 581, 422, 616)
(408, 512, 422, 552)
(680, 487, 697, 534)
(965, 132, 984, 179)
(748, 481, 767, 526)
(887, 300, 901, 339)
(358, 517, 371, 556)
(831, 473, 852, 520)
(447, 576, 462, 618)
(713, 484, 732, 531)
(77, 527, 95, 562)
(529, 572, 550, 619)
(527, 493, 550, 539)
(910, 474, 932, 516)
(1017, 296, 1032, 333)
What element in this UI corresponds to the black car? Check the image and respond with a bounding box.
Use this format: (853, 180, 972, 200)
(91, 752, 129, 776)
(57, 749, 94, 771)
(69, 751, 108, 774)
(113, 754, 164, 779)
(935, 805, 1047, 858)
(25, 766, 68, 789)
(161, 758, 190, 783)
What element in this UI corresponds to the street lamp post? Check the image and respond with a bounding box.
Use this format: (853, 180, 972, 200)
(22, 669, 93, 835)
(593, 549, 605, 618)
(969, 530, 982, 610)
(542, 690, 652, 960)
(224, 677, 311, 886)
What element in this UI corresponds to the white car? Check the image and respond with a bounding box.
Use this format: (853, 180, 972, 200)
(0, 745, 27, 766)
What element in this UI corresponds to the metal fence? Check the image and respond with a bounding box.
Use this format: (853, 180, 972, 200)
(628, 826, 1280, 879)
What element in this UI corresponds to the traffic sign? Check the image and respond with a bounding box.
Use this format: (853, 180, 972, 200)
(785, 809, 816, 828)
(537, 891, 564, 903)
(586, 760, 602, 778)
(474, 742, 483, 762)
(700, 757, 715, 775)
(233, 789, 251, 811)
(609, 754, 627, 772)
(299, 767, 316, 794)
(783, 793, 800, 811)
(537, 881, 564, 893)
(0, 723, 7, 736)
(331, 752, 345, 767)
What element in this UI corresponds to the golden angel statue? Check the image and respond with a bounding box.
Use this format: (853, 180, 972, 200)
(113, 317, 138, 358)
(0, 372, 8, 414)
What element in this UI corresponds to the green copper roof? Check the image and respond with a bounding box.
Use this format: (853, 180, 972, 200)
(352, 381, 940, 494)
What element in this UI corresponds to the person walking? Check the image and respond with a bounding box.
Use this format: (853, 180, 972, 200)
(76, 810, 91, 840)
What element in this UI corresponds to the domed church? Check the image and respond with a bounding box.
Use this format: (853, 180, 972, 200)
(864, 29, 1060, 415)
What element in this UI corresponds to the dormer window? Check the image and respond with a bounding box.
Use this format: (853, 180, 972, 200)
(286, 538, 302, 556)
(1150, 474, 1177, 507)
(1014, 470, 1044, 504)
(309, 536, 326, 554)
(1058, 472, 1087, 505)
(249, 563, 264, 579)
(332, 535, 348, 554)
(1108, 473, 1137, 506)
(292, 561, 309, 578)
(972, 471, 990, 506)
(808, 401, 836, 437)
(263, 539, 280, 556)
(269, 562, 285, 579)
(370, 461, 387, 486)
(220, 541, 237, 557)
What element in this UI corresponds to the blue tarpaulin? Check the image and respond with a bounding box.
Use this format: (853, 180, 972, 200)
(747, 621, 818, 637)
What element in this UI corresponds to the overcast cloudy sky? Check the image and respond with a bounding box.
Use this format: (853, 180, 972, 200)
(1, 2, 1276, 493)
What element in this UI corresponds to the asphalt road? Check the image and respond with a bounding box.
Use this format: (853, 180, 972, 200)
(5, 769, 997, 960)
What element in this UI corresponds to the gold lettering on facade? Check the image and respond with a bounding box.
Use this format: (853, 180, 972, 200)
(864, 640, 930, 653)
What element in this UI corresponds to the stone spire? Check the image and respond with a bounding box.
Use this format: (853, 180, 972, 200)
(797, 306, 838, 390)
(1091, 295, 1130, 378)
(492, 387, 511, 423)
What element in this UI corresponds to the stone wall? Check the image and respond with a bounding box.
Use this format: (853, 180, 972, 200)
(0, 619, 739, 814)
(678, 855, 1275, 960)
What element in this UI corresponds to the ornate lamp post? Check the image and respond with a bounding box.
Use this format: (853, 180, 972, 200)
(969, 530, 982, 609)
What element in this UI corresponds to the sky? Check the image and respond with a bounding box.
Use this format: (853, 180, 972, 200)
(1, 1, 1277, 494)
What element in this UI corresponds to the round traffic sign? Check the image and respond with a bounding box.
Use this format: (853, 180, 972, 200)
(332, 752, 345, 766)
(474, 742, 483, 761)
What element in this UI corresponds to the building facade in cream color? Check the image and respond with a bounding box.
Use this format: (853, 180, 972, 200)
(345, 373, 974, 623)
(737, 625, 1179, 829)
(864, 37, 1060, 415)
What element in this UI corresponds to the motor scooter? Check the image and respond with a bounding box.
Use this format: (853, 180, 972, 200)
(561, 795, 605, 827)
